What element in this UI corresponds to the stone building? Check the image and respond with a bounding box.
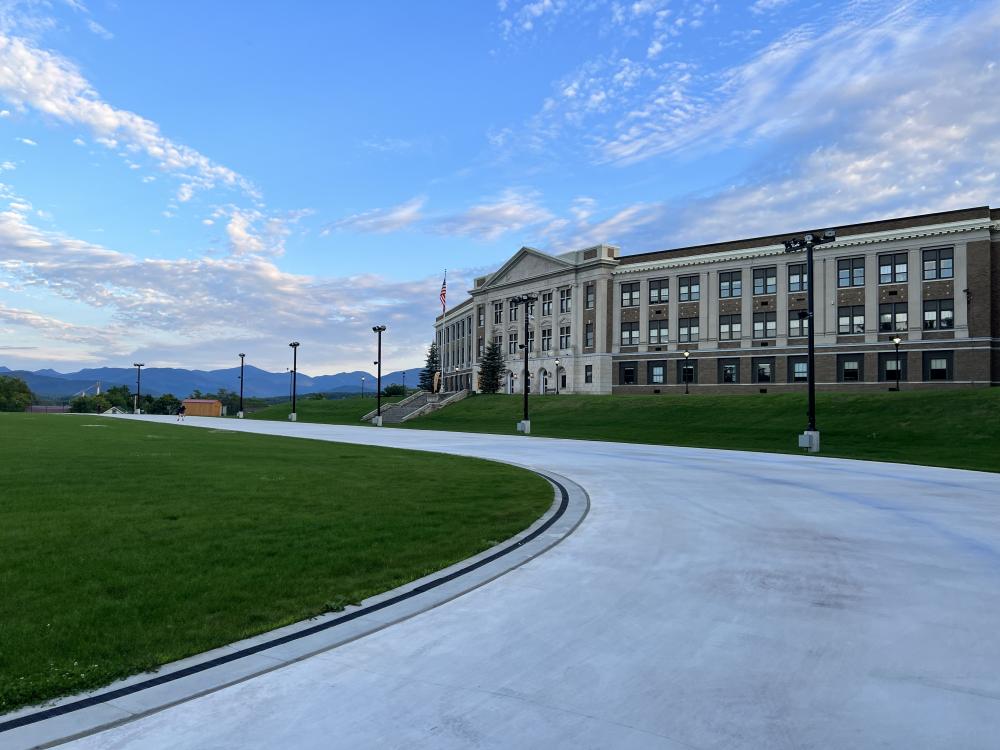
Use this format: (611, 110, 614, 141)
(435, 206, 999, 394)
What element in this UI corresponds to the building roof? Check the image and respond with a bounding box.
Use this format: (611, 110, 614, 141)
(618, 206, 992, 266)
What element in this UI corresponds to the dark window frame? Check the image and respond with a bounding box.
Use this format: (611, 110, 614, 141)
(678, 316, 699, 343)
(752, 266, 777, 295)
(837, 354, 865, 383)
(922, 247, 954, 281)
(837, 256, 866, 288)
(649, 278, 668, 304)
(752, 356, 775, 384)
(719, 270, 742, 299)
(718, 358, 740, 384)
(620, 282, 640, 308)
(923, 298, 954, 330)
(679, 275, 700, 302)
(922, 350, 953, 381)
(879, 302, 908, 332)
(719, 313, 742, 341)
(837, 305, 865, 335)
(620, 321, 640, 346)
(878, 252, 908, 284)
(753, 311, 777, 339)
(788, 263, 809, 292)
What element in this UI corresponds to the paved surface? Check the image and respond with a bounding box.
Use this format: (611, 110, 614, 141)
(63, 418, 1000, 749)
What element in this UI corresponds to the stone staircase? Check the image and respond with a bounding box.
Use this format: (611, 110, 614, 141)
(361, 390, 469, 424)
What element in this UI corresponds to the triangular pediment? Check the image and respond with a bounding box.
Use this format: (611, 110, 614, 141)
(480, 247, 573, 289)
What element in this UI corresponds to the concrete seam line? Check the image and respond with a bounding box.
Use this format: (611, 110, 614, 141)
(0, 446, 589, 747)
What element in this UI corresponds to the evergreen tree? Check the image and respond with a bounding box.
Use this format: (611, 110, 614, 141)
(418, 342, 440, 392)
(478, 339, 506, 394)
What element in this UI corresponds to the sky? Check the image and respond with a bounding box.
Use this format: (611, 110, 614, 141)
(0, 0, 998, 374)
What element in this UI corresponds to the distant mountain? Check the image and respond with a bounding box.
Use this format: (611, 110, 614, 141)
(2, 364, 423, 399)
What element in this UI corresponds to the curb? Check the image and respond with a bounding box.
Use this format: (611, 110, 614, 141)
(0, 463, 588, 750)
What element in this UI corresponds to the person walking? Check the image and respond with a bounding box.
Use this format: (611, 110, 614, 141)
(176, 403, 186, 422)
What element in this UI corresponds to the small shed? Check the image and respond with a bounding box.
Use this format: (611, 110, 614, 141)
(182, 399, 223, 417)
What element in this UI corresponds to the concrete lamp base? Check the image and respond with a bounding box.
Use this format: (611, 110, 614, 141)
(288, 413, 297, 422)
(237, 411, 244, 419)
(372, 416, 383, 427)
(516, 420, 531, 435)
(798, 430, 820, 453)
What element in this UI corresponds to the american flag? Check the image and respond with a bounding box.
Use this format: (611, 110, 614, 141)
(439, 271, 447, 313)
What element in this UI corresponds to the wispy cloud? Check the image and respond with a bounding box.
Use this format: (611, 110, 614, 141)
(0, 195, 447, 371)
(16, 136, 36, 146)
(328, 196, 425, 235)
(432, 189, 554, 241)
(0, 33, 258, 203)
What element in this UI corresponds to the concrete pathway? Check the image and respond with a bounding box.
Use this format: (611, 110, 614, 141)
(57, 418, 1000, 748)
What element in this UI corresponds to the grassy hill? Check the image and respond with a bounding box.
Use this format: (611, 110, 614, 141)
(396, 390, 1000, 473)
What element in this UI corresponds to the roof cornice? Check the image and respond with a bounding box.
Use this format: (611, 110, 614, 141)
(613, 217, 997, 276)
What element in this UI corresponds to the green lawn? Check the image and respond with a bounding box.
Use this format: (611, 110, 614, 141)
(392, 390, 1000, 473)
(247, 395, 399, 424)
(0, 414, 551, 713)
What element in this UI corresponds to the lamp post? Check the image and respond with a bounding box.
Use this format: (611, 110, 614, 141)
(554, 357, 560, 395)
(682, 350, 691, 394)
(361, 376, 365, 399)
(133, 362, 144, 414)
(288, 342, 299, 422)
(372, 325, 386, 426)
(783, 228, 837, 452)
(892, 336, 902, 391)
(510, 293, 537, 434)
(402, 370, 406, 395)
(238, 353, 245, 418)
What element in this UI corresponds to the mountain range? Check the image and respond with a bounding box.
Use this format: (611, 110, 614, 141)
(0, 365, 423, 399)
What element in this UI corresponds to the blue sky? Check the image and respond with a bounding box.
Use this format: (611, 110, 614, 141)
(1, 0, 998, 374)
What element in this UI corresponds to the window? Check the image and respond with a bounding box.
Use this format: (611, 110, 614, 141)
(620, 282, 640, 307)
(508, 333, 518, 355)
(678, 317, 699, 342)
(541, 292, 553, 316)
(526, 330, 535, 351)
(838, 305, 865, 334)
(619, 362, 637, 385)
(527, 300, 535, 318)
(508, 299, 518, 322)
(677, 359, 697, 384)
(585, 321, 595, 348)
(719, 271, 742, 298)
(838, 257, 865, 287)
(923, 351, 953, 380)
(620, 322, 639, 346)
(477, 336, 484, 357)
(585, 283, 595, 310)
(788, 310, 809, 338)
(788, 357, 808, 383)
(788, 263, 808, 292)
(878, 352, 908, 382)
(753, 311, 777, 339)
(541, 328, 552, 350)
(648, 362, 665, 384)
(493, 302, 503, 324)
(879, 253, 908, 284)
(649, 319, 669, 344)
(753, 267, 777, 295)
(879, 303, 908, 332)
(559, 325, 571, 349)
(838, 355, 864, 382)
(493, 334, 502, 350)
(679, 275, 700, 302)
(585, 365, 593, 384)
(923, 299, 954, 330)
(718, 358, 740, 383)
(752, 357, 774, 383)
(477, 305, 485, 327)
(559, 288, 572, 313)
(649, 279, 668, 304)
(719, 314, 742, 341)
(922, 248, 953, 280)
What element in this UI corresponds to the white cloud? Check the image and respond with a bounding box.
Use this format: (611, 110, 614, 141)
(433, 189, 553, 241)
(0, 199, 450, 371)
(330, 196, 426, 235)
(0, 109, 9, 117)
(750, 0, 792, 14)
(202, 218, 214, 226)
(0, 33, 258, 201)
(16, 136, 36, 145)
(0, 160, 14, 171)
(86, 19, 112, 39)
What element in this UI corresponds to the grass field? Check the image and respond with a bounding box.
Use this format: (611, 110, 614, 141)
(0, 414, 551, 713)
(393, 390, 1000, 473)
(247, 395, 400, 424)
